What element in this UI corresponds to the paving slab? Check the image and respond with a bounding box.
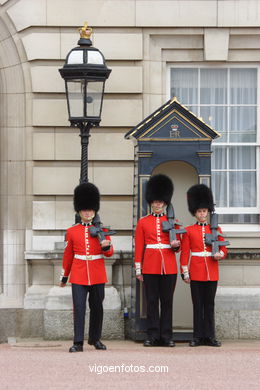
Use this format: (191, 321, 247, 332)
(0, 339, 260, 390)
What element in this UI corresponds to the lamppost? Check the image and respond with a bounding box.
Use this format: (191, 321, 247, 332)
(59, 22, 111, 184)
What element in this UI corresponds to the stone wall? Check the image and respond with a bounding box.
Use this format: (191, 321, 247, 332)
(1, 0, 260, 340)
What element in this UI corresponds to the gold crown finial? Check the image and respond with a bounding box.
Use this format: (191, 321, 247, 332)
(78, 22, 92, 39)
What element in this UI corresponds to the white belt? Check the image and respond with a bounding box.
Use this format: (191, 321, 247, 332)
(146, 244, 171, 249)
(191, 251, 212, 257)
(74, 254, 104, 261)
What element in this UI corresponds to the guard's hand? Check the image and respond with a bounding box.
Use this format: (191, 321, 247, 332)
(213, 252, 223, 261)
(181, 271, 190, 284)
(170, 240, 180, 248)
(101, 240, 111, 249)
(59, 282, 66, 287)
(136, 275, 143, 282)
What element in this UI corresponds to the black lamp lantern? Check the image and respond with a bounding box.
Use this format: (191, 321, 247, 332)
(59, 23, 111, 183)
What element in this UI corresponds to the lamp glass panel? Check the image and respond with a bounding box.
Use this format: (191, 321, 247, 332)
(85, 81, 104, 118)
(67, 80, 84, 118)
(87, 51, 104, 65)
(67, 50, 84, 64)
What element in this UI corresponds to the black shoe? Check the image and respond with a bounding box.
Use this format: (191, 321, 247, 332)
(189, 338, 204, 347)
(205, 338, 221, 347)
(88, 340, 107, 350)
(162, 339, 175, 347)
(69, 344, 83, 352)
(143, 339, 160, 347)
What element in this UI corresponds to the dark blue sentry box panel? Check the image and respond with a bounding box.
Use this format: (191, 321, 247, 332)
(125, 97, 220, 209)
(125, 97, 220, 340)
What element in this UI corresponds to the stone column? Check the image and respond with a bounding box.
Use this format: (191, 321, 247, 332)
(0, 19, 27, 307)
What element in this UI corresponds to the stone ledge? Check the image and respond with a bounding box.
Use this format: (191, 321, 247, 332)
(216, 310, 260, 340)
(0, 308, 124, 343)
(0, 309, 44, 343)
(216, 286, 260, 310)
(43, 309, 124, 340)
(25, 250, 133, 261)
(216, 286, 260, 339)
(226, 249, 260, 261)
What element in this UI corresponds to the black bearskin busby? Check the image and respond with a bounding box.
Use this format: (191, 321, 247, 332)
(145, 174, 174, 206)
(73, 182, 100, 213)
(187, 184, 214, 215)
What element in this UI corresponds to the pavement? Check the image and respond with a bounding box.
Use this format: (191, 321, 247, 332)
(0, 339, 260, 390)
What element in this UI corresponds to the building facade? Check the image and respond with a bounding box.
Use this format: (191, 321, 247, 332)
(0, 0, 260, 341)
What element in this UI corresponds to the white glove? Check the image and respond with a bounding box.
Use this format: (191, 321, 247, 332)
(182, 265, 190, 280)
(135, 262, 142, 276)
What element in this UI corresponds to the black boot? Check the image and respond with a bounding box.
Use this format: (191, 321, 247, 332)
(162, 339, 175, 347)
(88, 340, 107, 350)
(143, 339, 160, 347)
(69, 342, 83, 353)
(189, 338, 204, 347)
(204, 337, 221, 347)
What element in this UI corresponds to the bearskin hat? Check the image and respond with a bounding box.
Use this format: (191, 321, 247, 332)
(73, 182, 100, 213)
(145, 174, 174, 206)
(187, 184, 214, 215)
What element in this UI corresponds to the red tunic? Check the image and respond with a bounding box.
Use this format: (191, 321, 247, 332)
(180, 223, 228, 281)
(61, 223, 114, 286)
(134, 214, 181, 275)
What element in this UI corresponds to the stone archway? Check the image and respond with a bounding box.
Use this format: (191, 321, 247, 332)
(0, 13, 27, 308)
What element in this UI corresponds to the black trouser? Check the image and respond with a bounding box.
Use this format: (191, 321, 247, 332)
(190, 280, 218, 339)
(143, 274, 177, 342)
(71, 283, 105, 344)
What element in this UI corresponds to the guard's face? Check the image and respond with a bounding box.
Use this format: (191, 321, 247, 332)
(195, 208, 208, 223)
(151, 201, 166, 214)
(79, 209, 95, 222)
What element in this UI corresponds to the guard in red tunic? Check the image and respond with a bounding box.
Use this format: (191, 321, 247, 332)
(180, 184, 228, 347)
(59, 183, 114, 352)
(135, 174, 183, 347)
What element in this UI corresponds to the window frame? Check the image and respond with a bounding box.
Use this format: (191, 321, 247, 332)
(167, 63, 260, 218)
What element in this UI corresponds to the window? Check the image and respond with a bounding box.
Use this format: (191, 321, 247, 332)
(170, 67, 258, 223)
